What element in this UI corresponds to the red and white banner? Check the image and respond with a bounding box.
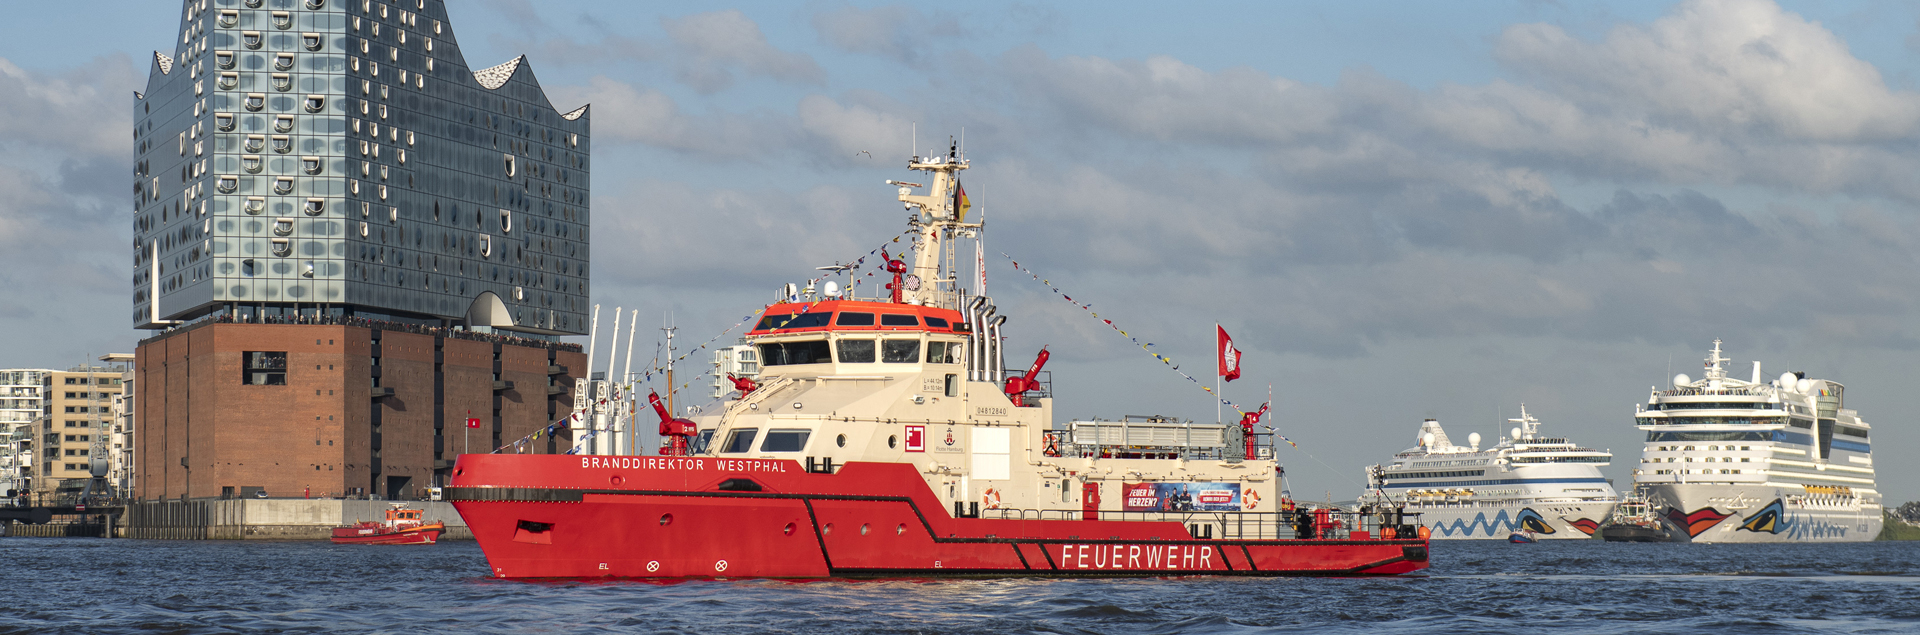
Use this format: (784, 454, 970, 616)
(1217, 325, 1242, 382)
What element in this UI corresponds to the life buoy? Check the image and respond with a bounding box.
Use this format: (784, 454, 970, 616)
(981, 487, 1003, 510)
(1243, 489, 1261, 510)
(1043, 436, 1061, 457)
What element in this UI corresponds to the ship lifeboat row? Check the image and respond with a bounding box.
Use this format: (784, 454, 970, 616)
(449, 149, 1429, 579)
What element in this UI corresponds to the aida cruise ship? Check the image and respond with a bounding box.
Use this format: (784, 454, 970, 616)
(1632, 341, 1880, 542)
(1366, 407, 1618, 539)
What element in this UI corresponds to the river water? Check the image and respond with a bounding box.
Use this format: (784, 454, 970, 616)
(4, 537, 1917, 633)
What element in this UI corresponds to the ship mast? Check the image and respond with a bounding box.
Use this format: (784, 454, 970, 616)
(892, 138, 981, 309)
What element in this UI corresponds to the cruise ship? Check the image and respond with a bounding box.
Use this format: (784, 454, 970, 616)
(1365, 406, 1618, 539)
(1632, 341, 1881, 543)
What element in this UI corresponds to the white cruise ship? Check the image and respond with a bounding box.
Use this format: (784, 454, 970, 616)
(1632, 341, 1881, 543)
(1365, 406, 1618, 539)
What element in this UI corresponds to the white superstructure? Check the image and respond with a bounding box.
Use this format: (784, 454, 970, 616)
(1366, 406, 1617, 539)
(1631, 340, 1880, 543)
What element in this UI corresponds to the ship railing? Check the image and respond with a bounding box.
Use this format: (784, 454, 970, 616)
(976, 507, 1424, 541)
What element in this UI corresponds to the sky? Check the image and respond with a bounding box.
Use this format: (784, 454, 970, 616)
(3, 0, 1920, 505)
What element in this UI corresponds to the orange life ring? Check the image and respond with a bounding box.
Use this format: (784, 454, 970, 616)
(1243, 489, 1262, 511)
(1043, 436, 1061, 457)
(981, 487, 1003, 510)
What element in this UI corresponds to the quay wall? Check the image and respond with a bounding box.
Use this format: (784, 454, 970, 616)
(117, 499, 472, 540)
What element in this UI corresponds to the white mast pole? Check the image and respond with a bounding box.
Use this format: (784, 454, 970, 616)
(1216, 322, 1223, 425)
(603, 307, 623, 456)
(622, 310, 639, 456)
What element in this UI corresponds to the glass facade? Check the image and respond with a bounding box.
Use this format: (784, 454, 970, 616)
(134, 0, 591, 334)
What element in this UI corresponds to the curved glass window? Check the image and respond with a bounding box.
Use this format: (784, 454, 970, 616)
(834, 312, 874, 326)
(759, 340, 832, 366)
(880, 314, 919, 327)
(836, 339, 874, 363)
(720, 429, 758, 454)
(924, 317, 950, 328)
(756, 313, 831, 331)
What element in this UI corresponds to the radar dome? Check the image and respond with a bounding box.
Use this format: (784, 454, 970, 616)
(1510, 427, 1522, 440)
(1797, 378, 1813, 393)
(823, 281, 840, 298)
(1422, 432, 1435, 447)
(1779, 372, 1797, 387)
(1467, 432, 1482, 449)
(1674, 373, 1691, 386)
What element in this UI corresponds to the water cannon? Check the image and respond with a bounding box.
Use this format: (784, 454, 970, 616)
(884, 258, 908, 303)
(1003, 347, 1050, 407)
(648, 389, 697, 456)
(726, 374, 758, 399)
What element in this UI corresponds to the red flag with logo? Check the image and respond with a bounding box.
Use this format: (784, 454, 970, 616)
(466, 416, 481, 429)
(1217, 325, 1242, 382)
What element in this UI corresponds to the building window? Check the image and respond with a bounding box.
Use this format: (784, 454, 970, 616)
(244, 351, 288, 385)
(243, 31, 263, 50)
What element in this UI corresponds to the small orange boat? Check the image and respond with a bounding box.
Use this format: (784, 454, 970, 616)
(331, 504, 446, 545)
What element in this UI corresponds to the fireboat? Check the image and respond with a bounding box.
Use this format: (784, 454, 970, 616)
(448, 145, 1430, 579)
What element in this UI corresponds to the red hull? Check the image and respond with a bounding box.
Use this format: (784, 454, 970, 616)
(330, 523, 445, 545)
(449, 455, 1428, 579)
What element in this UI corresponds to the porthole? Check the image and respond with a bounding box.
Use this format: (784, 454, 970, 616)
(242, 31, 263, 50)
(860, 524, 870, 536)
(836, 434, 846, 448)
(823, 523, 834, 536)
(659, 513, 672, 526)
(782, 522, 795, 536)
(888, 435, 897, 449)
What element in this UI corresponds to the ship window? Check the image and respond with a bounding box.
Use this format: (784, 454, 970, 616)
(880, 314, 920, 327)
(945, 374, 959, 398)
(719, 429, 758, 454)
(759, 340, 832, 366)
(834, 312, 874, 326)
(1645, 431, 1769, 443)
(1789, 418, 1812, 429)
(835, 339, 875, 364)
(756, 312, 832, 331)
(881, 339, 920, 363)
(760, 429, 811, 453)
(926, 341, 958, 364)
(1836, 426, 1868, 438)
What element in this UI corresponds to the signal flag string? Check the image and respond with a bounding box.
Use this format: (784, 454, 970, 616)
(1000, 252, 1296, 449)
(495, 229, 916, 454)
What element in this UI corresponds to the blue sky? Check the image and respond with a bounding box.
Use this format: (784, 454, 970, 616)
(5, 0, 1920, 505)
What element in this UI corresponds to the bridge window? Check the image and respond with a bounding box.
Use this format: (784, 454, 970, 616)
(836, 339, 875, 363)
(880, 314, 919, 327)
(924, 316, 950, 328)
(927, 341, 958, 364)
(757, 312, 832, 331)
(834, 312, 874, 326)
(760, 429, 811, 453)
(881, 339, 920, 363)
(719, 429, 758, 454)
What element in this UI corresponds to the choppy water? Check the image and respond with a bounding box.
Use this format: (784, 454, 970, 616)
(4, 537, 1919, 633)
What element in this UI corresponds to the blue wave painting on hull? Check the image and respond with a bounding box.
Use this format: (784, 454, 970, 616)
(1431, 508, 1551, 537)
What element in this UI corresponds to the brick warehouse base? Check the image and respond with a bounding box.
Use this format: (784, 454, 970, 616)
(135, 321, 583, 502)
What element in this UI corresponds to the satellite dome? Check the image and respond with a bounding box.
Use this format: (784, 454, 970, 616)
(1467, 432, 1481, 449)
(1674, 373, 1691, 386)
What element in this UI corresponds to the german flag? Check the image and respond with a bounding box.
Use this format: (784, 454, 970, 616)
(953, 181, 971, 222)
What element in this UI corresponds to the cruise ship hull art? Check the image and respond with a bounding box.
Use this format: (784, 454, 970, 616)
(1662, 506, 1733, 538)
(1423, 505, 1608, 539)
(1566, 518, 1601, 535)
(1368, 407, 1618, 540)
(449, 456, 1429, 579)
(1739, 499, 1786, 534)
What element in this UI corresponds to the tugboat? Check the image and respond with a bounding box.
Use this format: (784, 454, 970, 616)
(448, 146, 1430, 579)
(1600, 490, 1679, 542)
(331, 504, 446, 545)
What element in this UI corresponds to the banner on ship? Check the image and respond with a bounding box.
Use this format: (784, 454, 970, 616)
(1122, 482, 1242, 512)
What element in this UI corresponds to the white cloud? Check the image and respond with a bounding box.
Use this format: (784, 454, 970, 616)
(662, 10, 825, 94)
